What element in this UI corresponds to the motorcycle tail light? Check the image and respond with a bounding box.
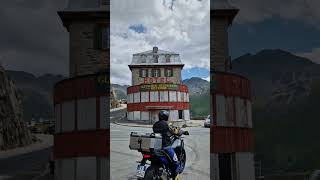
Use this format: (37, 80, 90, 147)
(143, 154, 151, 159)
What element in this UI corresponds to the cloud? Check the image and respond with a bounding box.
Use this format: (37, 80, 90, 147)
(298, 48, 320, 64)
(231, 0, 320, 27)
(202, 76, 210, 82)
(0, 0, 69, 76)
(111, 0, 210, 85)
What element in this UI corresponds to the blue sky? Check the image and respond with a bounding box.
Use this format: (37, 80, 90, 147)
(182, 67, 209, 80)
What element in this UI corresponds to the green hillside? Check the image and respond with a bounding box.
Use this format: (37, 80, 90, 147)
(189, 93, 210, 119)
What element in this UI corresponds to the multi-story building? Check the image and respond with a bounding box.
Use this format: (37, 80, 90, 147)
(127, 47, 190, 122)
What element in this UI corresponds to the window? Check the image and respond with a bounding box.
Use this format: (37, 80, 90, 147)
(141, 55, 147, 63)
(165, 54, 171, 63)
(153, 54, 159, 63)
(141, 92, 149, 102)
(165, 69, 173, 77)
(169, 91, 177, 102)
(150, 91, 159, 102)
(152, 69, 161, 77)
(95, 26, 109, 50)
(134, 92, 140, 103)
(159, 91, 168, 102)
(139, 69, 148, 77)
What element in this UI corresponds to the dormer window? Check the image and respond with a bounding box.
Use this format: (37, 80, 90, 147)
(165, 54, 171, 63)
(141, 55, 147, 63)
(153, 54, 159, 63)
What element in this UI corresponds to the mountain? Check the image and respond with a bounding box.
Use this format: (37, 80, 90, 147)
(182, 77, 210, 96)
(111, 84, 129, 100)
(182, 78, 210, 119)
(231, 49, 320, 174)
(6, 71, 66, 121)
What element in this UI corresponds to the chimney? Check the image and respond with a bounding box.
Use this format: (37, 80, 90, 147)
(153, 46, 158, 53)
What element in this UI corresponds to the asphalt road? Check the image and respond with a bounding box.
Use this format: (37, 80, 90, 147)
(0, 147, 53, 180)
(110, 123, 210, 180)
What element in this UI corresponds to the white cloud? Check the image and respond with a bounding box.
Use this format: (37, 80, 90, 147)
(110, 0, 210, 85)
(202, 75, 210, 82)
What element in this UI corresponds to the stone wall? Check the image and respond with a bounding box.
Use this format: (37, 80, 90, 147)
(0, 67, 32, 150)
(211, 15, 230, 72)
(69, 22, 109, 77)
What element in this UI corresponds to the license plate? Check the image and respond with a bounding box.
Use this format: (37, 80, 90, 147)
(136, 164, 150, 178)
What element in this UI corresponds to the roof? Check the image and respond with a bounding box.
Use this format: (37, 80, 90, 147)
(130, 47, 184, 66)
(211, 0, 238, 10)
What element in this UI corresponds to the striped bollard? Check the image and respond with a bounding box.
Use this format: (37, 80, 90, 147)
(53, 73, 110, 180)
(211, 71, 255, 180)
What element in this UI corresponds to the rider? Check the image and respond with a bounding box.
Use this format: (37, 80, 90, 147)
(152, 110, 180, 180)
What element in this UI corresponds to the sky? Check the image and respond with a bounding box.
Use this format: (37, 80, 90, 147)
(110, 0, 210, 85)
(0, 0, 320, 85)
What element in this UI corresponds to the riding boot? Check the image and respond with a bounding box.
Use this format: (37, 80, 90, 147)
(173, 174, 179, 180)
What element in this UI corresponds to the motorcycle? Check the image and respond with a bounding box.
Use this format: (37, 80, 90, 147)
(133, 123, 189, 180)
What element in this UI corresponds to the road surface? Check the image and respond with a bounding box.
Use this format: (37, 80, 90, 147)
(110, 123, 210, 180)
(0, 147, 53, 180)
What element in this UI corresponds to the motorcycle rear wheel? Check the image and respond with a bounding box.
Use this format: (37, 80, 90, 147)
(144, 166, 168, 180)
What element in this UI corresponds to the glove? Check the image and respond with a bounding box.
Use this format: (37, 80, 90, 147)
(183, 131, 189, 135)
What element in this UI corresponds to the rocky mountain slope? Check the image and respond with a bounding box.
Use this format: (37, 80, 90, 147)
(0, 67, 32, 150)
(182, 77, 209, 96)
(231, 49, 320, 174)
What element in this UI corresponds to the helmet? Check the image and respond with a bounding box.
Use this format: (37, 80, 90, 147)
(159, 110, 169, 121)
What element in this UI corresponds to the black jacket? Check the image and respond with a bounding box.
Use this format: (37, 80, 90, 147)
(152, 120, 173, 147)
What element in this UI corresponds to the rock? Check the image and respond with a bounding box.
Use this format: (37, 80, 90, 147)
(0, 65, 32, 150)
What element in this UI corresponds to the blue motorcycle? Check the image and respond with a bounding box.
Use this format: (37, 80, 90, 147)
(134, 126, 189, 180)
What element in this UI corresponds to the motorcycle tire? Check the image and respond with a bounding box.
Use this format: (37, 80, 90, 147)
(178, 149, 186, 173)
(144, 166, 168, 180)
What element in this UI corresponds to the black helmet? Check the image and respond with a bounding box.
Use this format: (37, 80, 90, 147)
(159, 110, 169, 121)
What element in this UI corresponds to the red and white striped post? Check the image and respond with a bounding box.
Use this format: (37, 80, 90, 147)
(211, 72, 255, 180)
(53, 1, 110, 180)
(211, 0, 255, 179)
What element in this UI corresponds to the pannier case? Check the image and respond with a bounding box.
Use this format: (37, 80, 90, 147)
(129, 132, 162, 152)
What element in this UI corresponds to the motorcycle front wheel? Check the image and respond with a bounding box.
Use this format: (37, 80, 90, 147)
(144, 166, 168, 180)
